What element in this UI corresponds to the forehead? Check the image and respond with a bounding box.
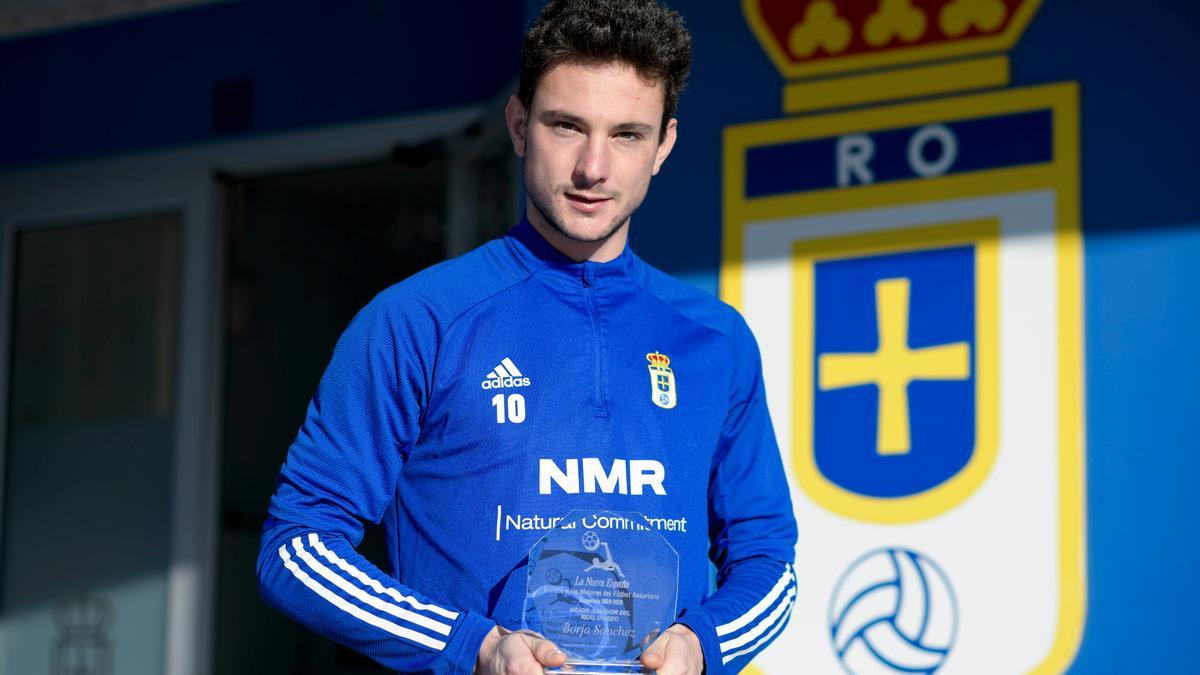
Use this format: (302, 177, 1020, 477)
(532, 61, 665, 126)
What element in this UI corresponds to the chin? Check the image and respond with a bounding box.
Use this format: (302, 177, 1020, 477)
(560, 218, 617, 242)
(544, 201, 626, 243)
(527, 183, 632, 245)
(563, 217, 627, 243)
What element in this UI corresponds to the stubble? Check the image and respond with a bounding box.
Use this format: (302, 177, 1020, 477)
(526, 175, 630, 244)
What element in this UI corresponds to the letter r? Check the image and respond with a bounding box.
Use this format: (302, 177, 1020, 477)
(629, 460, 666, 496)
(837, 134, 875, 187)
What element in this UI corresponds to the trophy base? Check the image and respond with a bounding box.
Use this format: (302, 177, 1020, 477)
(548, 658, 653, 674)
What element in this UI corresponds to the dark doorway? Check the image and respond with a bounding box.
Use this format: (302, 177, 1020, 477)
(213, 154, 513, 674)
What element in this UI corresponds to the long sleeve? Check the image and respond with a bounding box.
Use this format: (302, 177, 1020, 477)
(256, 288, 495, 674)
(674, 317, 799, 675)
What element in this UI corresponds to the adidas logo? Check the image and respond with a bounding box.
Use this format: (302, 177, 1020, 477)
(481, 357, 532, 390)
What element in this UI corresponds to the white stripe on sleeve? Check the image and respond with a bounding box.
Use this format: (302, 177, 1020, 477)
(277, 546, 447, 651)
(291, 537, 452, 636)
(716, 564, 794, 636)
(307, 533, 459, 620)
(721, 593, 795, 665)
(719, 585, 797, 652)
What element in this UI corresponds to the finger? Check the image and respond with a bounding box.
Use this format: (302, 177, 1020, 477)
(659, 633, 695, 675)
(639, 631, 671, 671)
(511, 654, 548, 675)
(522, 634, 568, 667)
(498, 636, 549, 675)
(650, 626, 704, 675)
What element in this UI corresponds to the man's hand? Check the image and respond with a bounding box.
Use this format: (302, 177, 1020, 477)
(639, 624, 704, 675)
(475, 625, 568, 675)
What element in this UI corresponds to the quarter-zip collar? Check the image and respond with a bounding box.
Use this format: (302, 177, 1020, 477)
(504, 213, 636, 288)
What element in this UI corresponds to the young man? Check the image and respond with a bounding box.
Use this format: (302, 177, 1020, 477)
(257, 2, 798, 674)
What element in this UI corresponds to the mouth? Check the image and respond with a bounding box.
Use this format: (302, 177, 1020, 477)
(564, 192, 612, 214)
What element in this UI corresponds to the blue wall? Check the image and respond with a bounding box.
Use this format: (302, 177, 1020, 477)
(1081, 223, 1200, 672)
(0, 1, 523, 167)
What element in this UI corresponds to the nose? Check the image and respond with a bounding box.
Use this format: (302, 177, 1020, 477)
(572, 135, 610, 188)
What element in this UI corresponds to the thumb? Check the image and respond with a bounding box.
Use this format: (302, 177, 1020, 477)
(639, 631, 671, 670)
(521, 633, 568, 668)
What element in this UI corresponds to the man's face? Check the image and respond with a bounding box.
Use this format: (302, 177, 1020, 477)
(507, 61, 677, 244)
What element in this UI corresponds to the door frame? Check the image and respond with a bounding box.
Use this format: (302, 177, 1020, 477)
(0, 100, 493, 675)
(0, 160, 223, 675)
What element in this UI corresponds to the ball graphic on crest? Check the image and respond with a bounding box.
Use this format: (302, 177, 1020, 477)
(581, 530, 601, 552)
(828, 547, 957, 674)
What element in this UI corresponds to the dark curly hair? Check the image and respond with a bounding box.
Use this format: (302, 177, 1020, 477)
(518, 0, 692, 140)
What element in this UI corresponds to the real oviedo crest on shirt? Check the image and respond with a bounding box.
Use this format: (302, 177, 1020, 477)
(646, 352, 677, 409)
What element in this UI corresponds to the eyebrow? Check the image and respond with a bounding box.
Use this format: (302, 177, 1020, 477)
(538, 109, 655, 135)
(539, 109, 587, 126)
(612, 122, 655, 135)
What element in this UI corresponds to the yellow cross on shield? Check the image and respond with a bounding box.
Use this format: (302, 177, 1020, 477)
(792, 219, 999, 523)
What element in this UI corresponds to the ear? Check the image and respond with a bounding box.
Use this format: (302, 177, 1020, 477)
(505, 95, 527, 158)
(651, 118, 678, 176)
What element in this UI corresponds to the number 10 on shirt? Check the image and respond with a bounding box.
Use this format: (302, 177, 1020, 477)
(492, 393, 527, 424)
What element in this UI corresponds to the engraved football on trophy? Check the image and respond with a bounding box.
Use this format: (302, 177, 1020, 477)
(523, 510, 680, 674)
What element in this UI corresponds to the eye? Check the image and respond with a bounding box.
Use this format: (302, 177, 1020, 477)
(616, 131, 644, 142)
(554, 121, 580, 134)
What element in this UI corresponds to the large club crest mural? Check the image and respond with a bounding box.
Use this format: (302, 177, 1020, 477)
(724, 1, 1085, 672)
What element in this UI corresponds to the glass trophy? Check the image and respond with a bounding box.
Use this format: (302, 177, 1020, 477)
(523, 509, 679, 674)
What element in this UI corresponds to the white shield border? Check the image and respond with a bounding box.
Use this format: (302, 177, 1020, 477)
(721, 83, 1086, 674)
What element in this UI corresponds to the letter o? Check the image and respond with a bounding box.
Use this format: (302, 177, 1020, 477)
(907, 124, 957, 177)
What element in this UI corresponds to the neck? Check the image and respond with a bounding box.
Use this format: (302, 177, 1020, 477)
(526, 203, 629, 263)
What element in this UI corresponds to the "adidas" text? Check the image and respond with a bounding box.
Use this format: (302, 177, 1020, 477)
(481, 376, 531, 390)
(481, 357, 531, 390)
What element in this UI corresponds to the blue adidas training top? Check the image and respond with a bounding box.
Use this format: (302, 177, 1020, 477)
(258, 217, 798, 674)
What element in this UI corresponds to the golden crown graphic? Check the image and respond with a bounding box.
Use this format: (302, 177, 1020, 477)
(646, 352, 672, 368)
(743, 0, 1042, 112)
